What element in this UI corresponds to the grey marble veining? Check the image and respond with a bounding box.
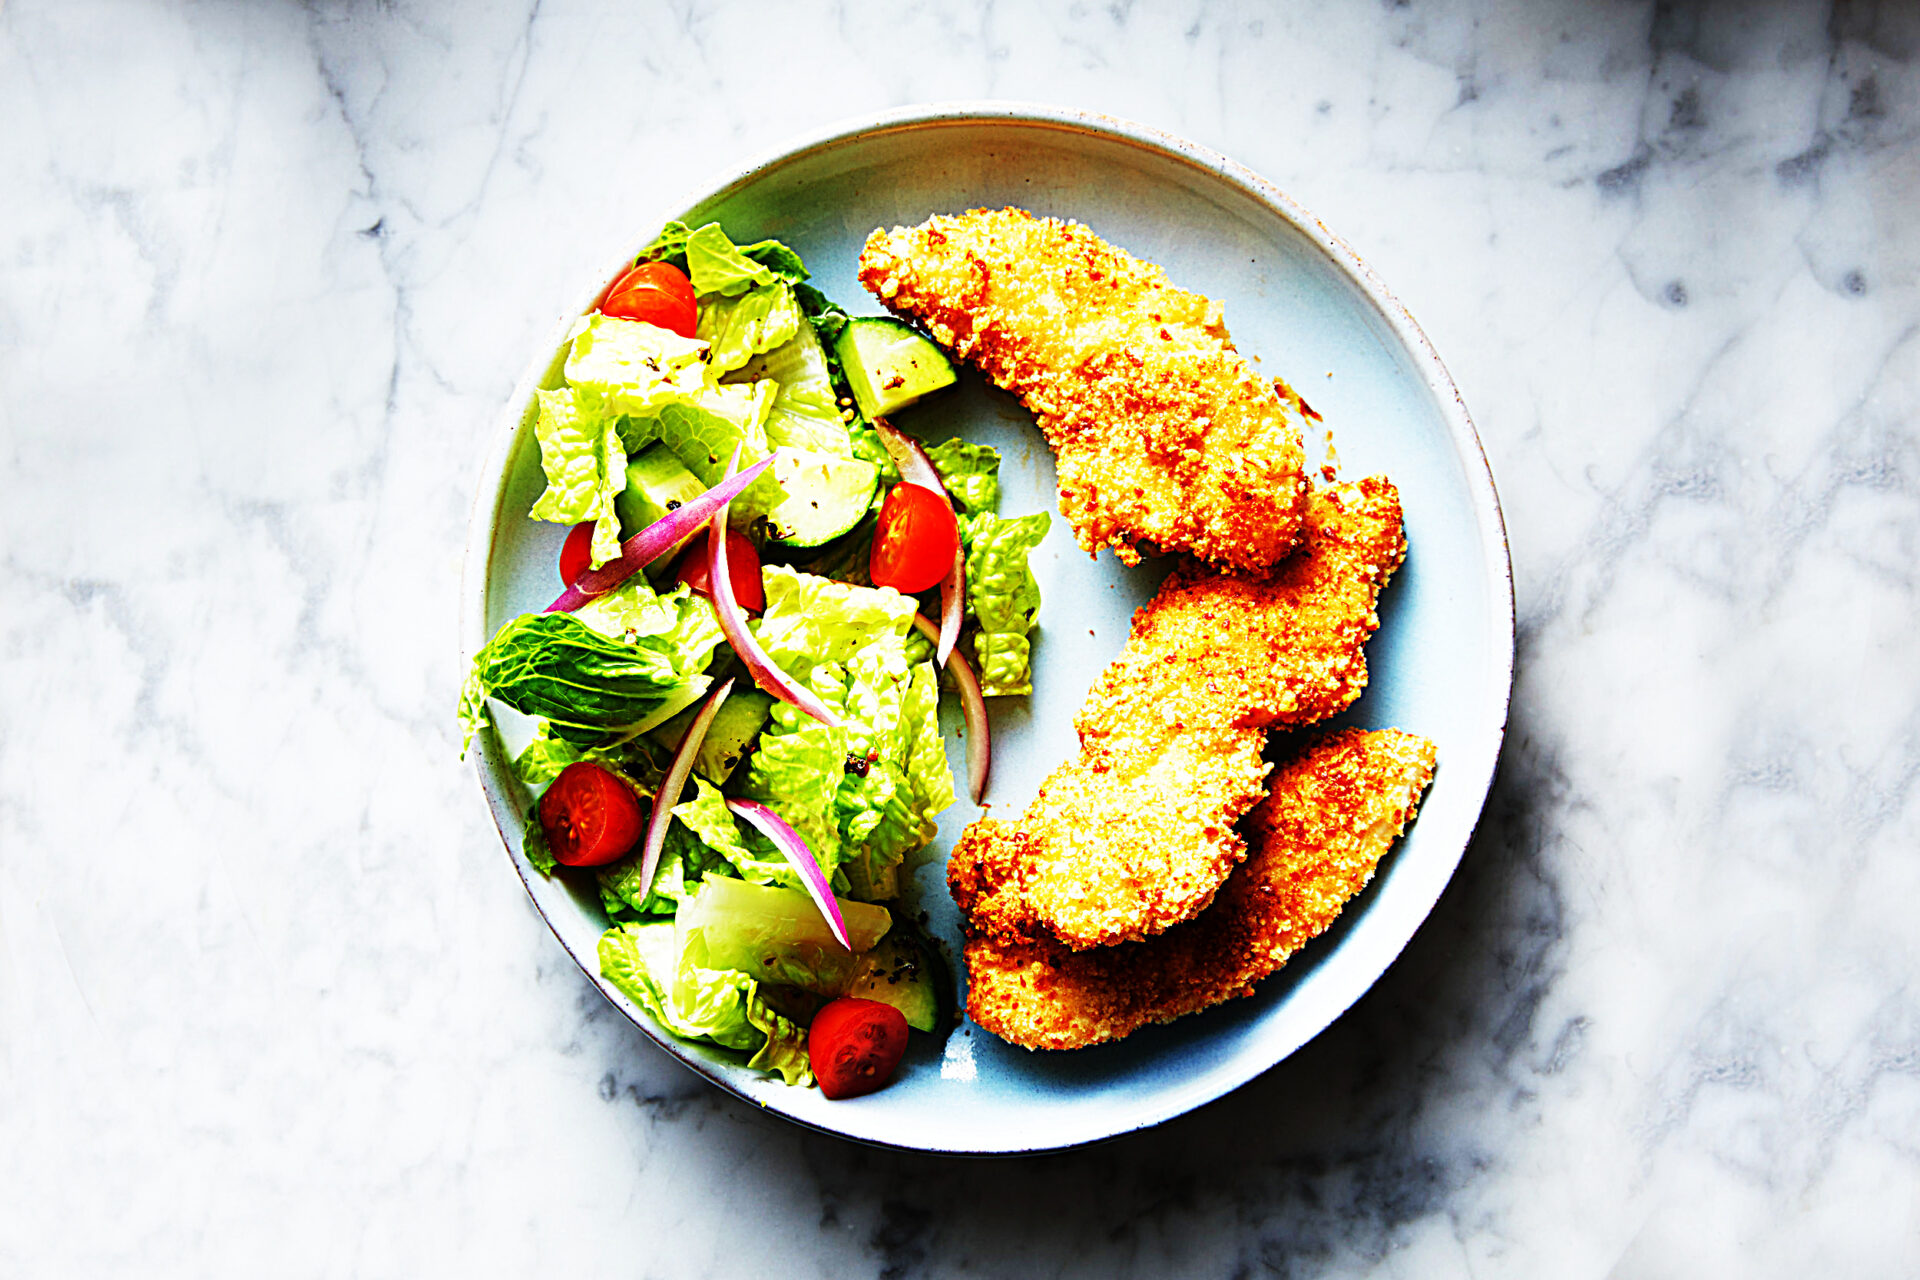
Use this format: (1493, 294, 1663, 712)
(4, 0, 1918, 1274)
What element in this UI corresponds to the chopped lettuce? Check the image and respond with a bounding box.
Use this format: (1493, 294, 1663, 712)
(962, 511, 1052, 696)
(673, 776, 798, 890)
(458, 592, 722, 749)
(751, 566, 917, 682)
(526, 387, 627, 569)
(599, 821, 722, 917)
(563, 314, 710, 416)
(599, 921, 774, 1057)
(736, 321, 855, 458)
(697, 281, 802, 376)
(740, 572, 955, 897)
(522, 806, 556, 876)
(641, 222, 809, 298)
(511, 719, 667, 788)
(677, 875, 890, 994)
(925, 439, 1000, 515)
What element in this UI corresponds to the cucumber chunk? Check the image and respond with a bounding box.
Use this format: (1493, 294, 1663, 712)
(646, 689, 774, 785)
(615, 442, 706, 539)
(845, 932, 942, 1032)
(761, 449, 878, 549)
(835, 317, 957, 420)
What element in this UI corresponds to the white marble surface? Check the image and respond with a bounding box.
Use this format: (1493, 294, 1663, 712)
(5, 0, 1918, 1273)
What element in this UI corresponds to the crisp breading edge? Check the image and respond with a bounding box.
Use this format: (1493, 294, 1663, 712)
(962, 728, 1438, 1051)
(947, 478, 1407, 951)
(857, 207, 1309, 571)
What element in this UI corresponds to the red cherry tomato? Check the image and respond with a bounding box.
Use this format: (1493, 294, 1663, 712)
(538, 762, 646, 868)
(809, 997, 909, 1100)
(558, 520, 595, 586)
(675, 529, 766, 613)
(870, 483, 959, 594)
(602, 261, 697, 338)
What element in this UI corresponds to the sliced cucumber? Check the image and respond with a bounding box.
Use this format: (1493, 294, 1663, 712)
(615, 442, 706, 537)
(835, 317, 957, 420)
(645, 689, 774, 785)
(844, 932, 942, 1033)
(761, 449, 878, 549)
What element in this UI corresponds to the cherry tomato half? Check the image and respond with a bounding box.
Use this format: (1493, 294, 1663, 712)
(809, 997, 909, 1100)
(603, 261, 698, 338)
(870, 483, 959, 595)
(558, 520, 595, 586)
(538, 762, 646, 868)
(675, 528, 766, 613)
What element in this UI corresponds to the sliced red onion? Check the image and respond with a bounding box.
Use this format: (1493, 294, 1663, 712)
(726, 798, 851, 950)
(545, 453, 777, 613)
(636, 677, 735, 898)
(707, 461, 842, 728)
(873, 417, 965, 666)
(911, 612, 989, 804)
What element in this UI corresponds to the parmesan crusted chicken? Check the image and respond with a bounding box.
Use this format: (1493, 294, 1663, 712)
(857, 208, 1310, 571)
(948, 478, 1407, 951)
(962, 728, 1437, 1051)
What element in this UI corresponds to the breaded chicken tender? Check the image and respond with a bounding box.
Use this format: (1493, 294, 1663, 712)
(949, 723, 1271, 951)
(858, 208, 1310, 571)
(1077, 476, 1407, 744)
(948, 478, 1406, 951)
(962, 728, 1438, 1051)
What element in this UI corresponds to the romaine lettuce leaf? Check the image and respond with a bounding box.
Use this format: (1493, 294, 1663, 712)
(684, 224, 795, 297)
(642, 222, 809, 295)
(925, 439, 1000, 515)
(962, 511, 1051, 696)
(644, 383, 784, 520)
(563, 314, 710, 417)
(740, 576, 956, 899)
(598, 822, 720, 916)
(744, 996, 813, 1086)
(526, 387, 627, 568)
(598, 921, 764, 1052)
(459, 603, 720, 749)
(736, 321, 856, 458)
(697, 281, 802, 376)
(672, 776, 799, 890)
(511, 718, 669, 788)
(751, 566, 916, 683)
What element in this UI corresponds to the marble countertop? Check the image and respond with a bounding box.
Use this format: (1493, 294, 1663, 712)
(6, 1, 1917, 1274)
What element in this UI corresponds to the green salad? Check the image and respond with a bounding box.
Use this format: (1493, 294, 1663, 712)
(460, 223, 1049, 1096)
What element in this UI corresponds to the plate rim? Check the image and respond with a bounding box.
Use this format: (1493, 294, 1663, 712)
(461, 100, 1515, 1156)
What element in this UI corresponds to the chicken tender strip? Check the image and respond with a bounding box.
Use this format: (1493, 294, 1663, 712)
(962, 728, 1437, 1051)
(1077, 475, 1406, 746)
(949, 477, 1406, 951)
(949, 722, 1271, 951)
(858, 208, 1309, 571)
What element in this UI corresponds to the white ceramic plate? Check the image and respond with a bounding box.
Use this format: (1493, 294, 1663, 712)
(463, 104, 1512, 1154)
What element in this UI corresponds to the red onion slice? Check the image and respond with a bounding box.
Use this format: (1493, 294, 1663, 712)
(725, 798, 852, 950)
(873, 417, 965, 666)
(911, 612, 989, 804)
(707, 457, 842, 729)
(636, 676, 735, 901)
(545, 453, 777, 613)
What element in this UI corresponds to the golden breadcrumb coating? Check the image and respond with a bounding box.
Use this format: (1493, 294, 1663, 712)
(962, 728, 1438, 1051)
(947, 478, 1406, 951)
(1077, 476, 1407, 744)
(857, 207, 1310, 571)
(948, 723, 1271, 950)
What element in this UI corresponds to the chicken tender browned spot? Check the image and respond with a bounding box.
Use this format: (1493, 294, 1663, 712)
(948, 478, 1406, 951)
(858, 208, 1309, 571)
(962, 728, 1438, 1051)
